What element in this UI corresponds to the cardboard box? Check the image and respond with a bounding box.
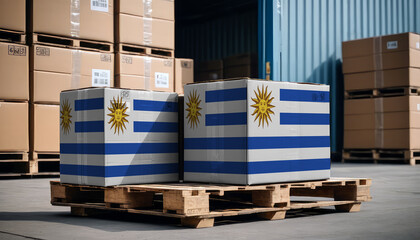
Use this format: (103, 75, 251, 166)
(0, 42, 28, 101)
(344, 96, 420, 130)
(342, 49, 420, 74)
(116, 14, 174, 50)
(342, 32, 420, 58)
(116, 0, 174, 21)
(115, 53, 174, 92)
(0, 102, 29, 151)
(59, 88, 179, 186)
(0, 0, 25, 32)
(184, 79, 330, 185)
(344, 68, 420, 91)
(344, 129, 420, 149)
(31, 104, 59, 152)
(175, 58, 194, 95)
(195, 60, 223, 82)
(223, 54, 258, 79)
(31, 45, 114, 103)
(31, 0, 113, 43)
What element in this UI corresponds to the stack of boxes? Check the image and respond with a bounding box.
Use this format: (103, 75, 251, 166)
(342, 32, 420, 163)
(28, 0, 114, 173)
(0, 0, 30, 175)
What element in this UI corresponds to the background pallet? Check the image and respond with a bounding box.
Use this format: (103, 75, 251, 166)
(343, 149, 419, 165)
(0, 28, 26, 44)
(117, 43, 174, 58)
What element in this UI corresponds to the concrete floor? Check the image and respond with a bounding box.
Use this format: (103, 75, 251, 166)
(0, 163, 419, 240)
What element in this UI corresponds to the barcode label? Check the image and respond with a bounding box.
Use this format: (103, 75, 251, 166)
(417, 42, 419, 49)
(91, 0, 108, 12)
(155, 72, 169, 88)
(92, 69, 111, 87)
(387, 41, 398, 49)
(8, 45, 26, 56)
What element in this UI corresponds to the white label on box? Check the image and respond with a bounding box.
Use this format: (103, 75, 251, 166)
(417, 42, 420, 49)
(155, 72, 169, 88)
(91, 0, 109, 12)
(387, 41, 398, 49)
(417, 104, 420, 111)
(92, 69, 111, 87)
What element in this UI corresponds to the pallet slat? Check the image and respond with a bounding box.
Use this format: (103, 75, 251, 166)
(343, 149, 419, 165)
(32, 33, 113, 52)
(117, 43, 174, 58)
(0, 29, 26, 44)
(345, 87, 420, 99)
(51, 178, 371, 228)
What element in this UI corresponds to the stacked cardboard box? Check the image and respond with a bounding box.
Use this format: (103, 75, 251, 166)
(26, 0, 115, 159)
(223, 54, 258, 79)
(343, 32, 420, 153)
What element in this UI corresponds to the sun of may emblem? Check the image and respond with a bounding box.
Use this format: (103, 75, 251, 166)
(60, 99, 72, 134)
(186, 90, 202, 129)
(107, 96, 129, 134)
(251, 85, 275, 127)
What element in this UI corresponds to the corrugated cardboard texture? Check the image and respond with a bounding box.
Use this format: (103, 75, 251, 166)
(342, 37, 379, 58)
(0, 102, 29, 151)
(31, 45, 114, 103)
(344, 68, 420, 91)
(0, 0, 25, 32)
(31, 104, 59, 152)
(116, 0, 174, 21)
(175, 58, 194, 94)
(0, 42, 28, 101)
(32, 0, 113, 42)
(115, 53, 174, 92)
(381, 32, 420, 53)
(344, 129, 420, 149)
(117, 14, 174, 49)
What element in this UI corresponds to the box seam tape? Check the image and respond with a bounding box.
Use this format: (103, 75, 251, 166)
(71, 50, 82, 89)
(374, 98, 384, 148)
(70, 0, 81, 38)
(143, 0, 153, 45)
(144, 56, 151, 90)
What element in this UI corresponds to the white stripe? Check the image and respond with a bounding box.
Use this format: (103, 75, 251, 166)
(184, 150, 246, 162)
(60, 154, 178, 166)
(277, 101, 329, 114)
(249, 125, 330, 137)
(205, 100, 247, 114)
(61, 132, 178, 143)
(184, 125, 247, 138)
(184, 172, 247, 185)
(248, 147, 330, 162)
(129, 111, 177, 122)
(61, 173, 178, 186)
(248, 170, 330, 184)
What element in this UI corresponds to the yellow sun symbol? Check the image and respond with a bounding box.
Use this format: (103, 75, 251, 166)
(251, 85, 275, 127)
(60, 99, 72, 134)
(186, 90, 202, 129)
(107, 96, 129, 134)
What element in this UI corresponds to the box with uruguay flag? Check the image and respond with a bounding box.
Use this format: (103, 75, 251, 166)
(184, 79, 330, 185)
(59, 88, 179, 186)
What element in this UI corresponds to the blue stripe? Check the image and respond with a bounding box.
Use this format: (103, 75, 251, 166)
(184, 159, 330, 174)
(184, 136, 330, 149)
(60, 163, 178, 177)
(75, 121, 104, 132)
(133, 121, 178, 132)
(75, 98, 104, 111)
(280, 113, 330, 125)
(60, 143, 178, 154)
(133, 100, 177, 112)
(248, 136, 330, 149)
(184, 137, 247, 149)
(280, 89, 329, 102)
(205, 112, 247, 126)
(205, 88, 247, 102)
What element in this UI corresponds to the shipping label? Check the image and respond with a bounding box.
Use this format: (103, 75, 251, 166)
(8, 45, 26, 56)
(91, 0, 108, 12)
(122, 56, 132, 64)
(36, 46, 50, 56)
(155, 72, 169, 88)
(100, 54, 112, 62)
(92, 69, 111, 87)
(386, 41, 398, 49)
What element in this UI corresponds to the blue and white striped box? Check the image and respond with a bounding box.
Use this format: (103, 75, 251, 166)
(59, 88, 178, 186)
(184, 79, 330, 185)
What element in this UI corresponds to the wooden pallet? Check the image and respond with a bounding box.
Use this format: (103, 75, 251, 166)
(0, 28, 26, 44)
(117, 43, 174, 58)
(345, 87, 420, 99)
(32, 33, 113, 52)
(0, 152, 28, 161)
(343, 149, 419, 165)
(0, 152, 60, 177)
(50, 178, 371, 228)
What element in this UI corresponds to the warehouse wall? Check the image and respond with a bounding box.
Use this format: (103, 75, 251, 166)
(175, 1, 258, 62)
(263, 0, 420, 155)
